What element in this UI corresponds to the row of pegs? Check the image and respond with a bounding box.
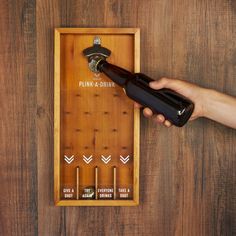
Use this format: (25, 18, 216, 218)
(64, 111, 129, 115)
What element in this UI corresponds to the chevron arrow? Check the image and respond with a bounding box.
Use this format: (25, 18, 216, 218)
(101, 155, 111, 164)
(83, 155, 93, 164)
(120, 155, 130, 164)
(64, 155, 74, 164)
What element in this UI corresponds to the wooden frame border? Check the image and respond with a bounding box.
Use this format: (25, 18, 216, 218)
(54, 28, 140, 206)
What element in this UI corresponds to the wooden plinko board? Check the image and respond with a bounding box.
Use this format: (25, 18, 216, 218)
(54, 28, 140, 206)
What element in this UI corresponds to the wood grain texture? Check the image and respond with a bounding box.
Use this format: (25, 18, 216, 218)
(0, 0, 37, 235)
(0, 0, 235, 235)
(54, 28, 140, 206)
(36, 1, 64, 236)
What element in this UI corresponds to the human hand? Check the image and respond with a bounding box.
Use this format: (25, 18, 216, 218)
(134, 77, 207, 127)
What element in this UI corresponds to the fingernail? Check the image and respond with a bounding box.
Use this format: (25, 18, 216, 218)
(143, 108, 152, 117)
(165, 121, 171, 127)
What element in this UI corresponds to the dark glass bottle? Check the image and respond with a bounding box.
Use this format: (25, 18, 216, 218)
(97, 60, 194, 127)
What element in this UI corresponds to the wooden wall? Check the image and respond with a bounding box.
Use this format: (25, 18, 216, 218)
(0, 0, 236, 235)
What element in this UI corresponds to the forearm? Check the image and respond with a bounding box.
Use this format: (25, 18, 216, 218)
(202, 88, 236, 129)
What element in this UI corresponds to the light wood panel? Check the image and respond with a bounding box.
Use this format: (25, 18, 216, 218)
(54, 28, 140, 206)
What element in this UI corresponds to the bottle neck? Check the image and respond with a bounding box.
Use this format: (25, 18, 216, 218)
(97, 60, 135, 87)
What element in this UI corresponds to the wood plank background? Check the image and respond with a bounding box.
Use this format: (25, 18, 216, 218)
(0, 0, 236, 235)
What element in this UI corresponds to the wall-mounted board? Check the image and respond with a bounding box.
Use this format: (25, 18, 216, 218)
(54, 28, 140, 206)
